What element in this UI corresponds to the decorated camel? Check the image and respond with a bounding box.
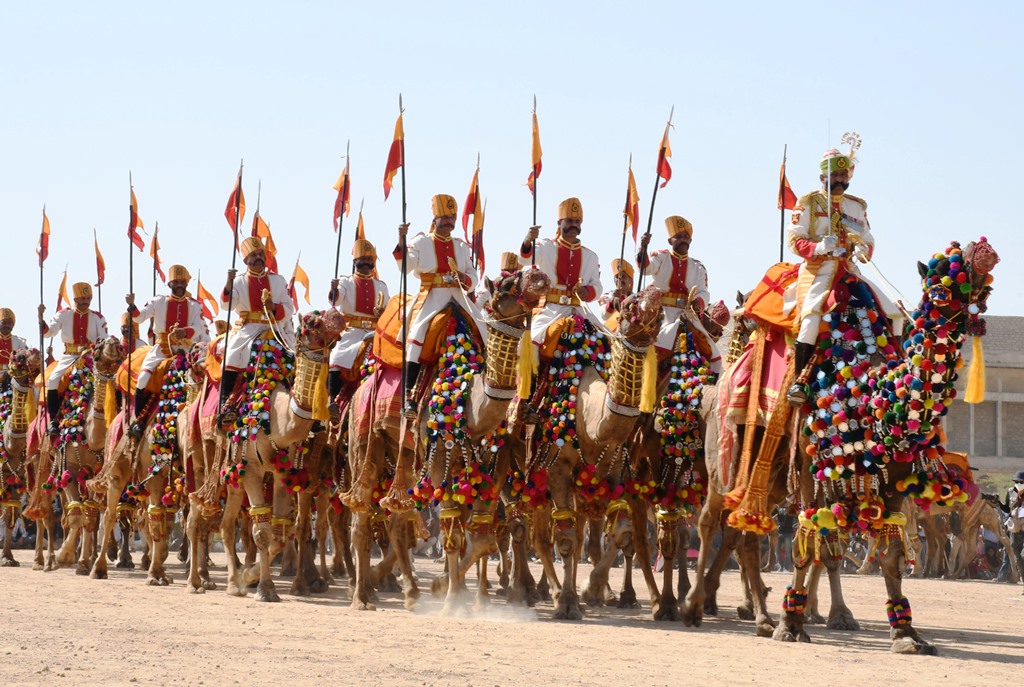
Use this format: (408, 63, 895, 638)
(1, 348, 43, 566)
(340, 261, 549, 612)
(23, 337, 124, 573)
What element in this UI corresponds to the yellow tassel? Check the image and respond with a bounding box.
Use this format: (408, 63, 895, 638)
(639, 345, 658, 414)
(965, 335, 985, 404)
(104, 380, 118, 427)
(517, 329, 536, 400)
(311, 361, 330, 421)
(24, 388, 37, 425)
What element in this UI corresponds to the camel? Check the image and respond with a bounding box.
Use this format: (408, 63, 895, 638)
(1, 348, 42, 566)
(914, 492, 1019, 582)
(24, 337, 124, 574)
(768, 238, 999, 655)
(341, 265, 549, 612)
(192, 311, 342, 602)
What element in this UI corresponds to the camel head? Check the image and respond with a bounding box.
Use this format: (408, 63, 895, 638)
(92, 337, 126, 377)
(186, 341, 209, 381)
(618, 285, 664, 348)
(297, 310, 345, 352)
(483, 266, 551, 327)
(916, 237, 999, 335)
(8, 348, 42, 386)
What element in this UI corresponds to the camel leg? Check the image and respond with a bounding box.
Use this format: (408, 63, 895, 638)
(438, 505, 469, 615)
(349, 511, 375, 610)
(804, 563, 826, 624)
(682, 491, 723, 626)
(56, 493, 84, 568)
(32, 516, 46, 570)
(219, 487, 246, 596)
(878, 517, 936, 654)
(653, 513, 682, 621)
(143, 473, 172, 586)
(736, 532, 774, 636)
(290, 491, 315, 596)
(89, 487, 123, 579)
(675, 523, 692, 610)
(586, 516, 603, 566)
(0, 517, 15, 567)
(390, 512, 420, 610)
(584, 507, 632, 608)
(822, 553, 859, 630)
(244, 473, 281, 603)
(506, 513, 538, 606)
(185, 499, 216, 593)
(773, 523, 812, 643)
(549, 465, 582, 621)
(115, 510, 135, 568)
(531, 508, 561, 599)
(314, 491, 334, 584)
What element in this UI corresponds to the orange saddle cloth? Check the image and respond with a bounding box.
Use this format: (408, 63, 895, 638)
(373, 295, 482, 369)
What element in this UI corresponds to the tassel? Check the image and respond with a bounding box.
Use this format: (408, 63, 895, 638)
(311, 361, 330, 421)
(24, 388, 37, 425)
(639, 345, 658, 413)
(517, 329, 536, 400)
(104, 380, 118, 427)
(965, 335, 985, 404)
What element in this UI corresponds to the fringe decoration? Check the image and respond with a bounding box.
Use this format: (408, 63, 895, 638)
(723, 327, 766, 508)
(965, 335, 985, 404)
(24, 387, 37, 425)
(639, 345, 658, 414)
(311, 360, 330, 421)
(103, 380, 117, 427)
(517, 329, 536, 400)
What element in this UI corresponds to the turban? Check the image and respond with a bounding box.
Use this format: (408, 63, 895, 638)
(0, 308, 14, 325)
(431, 194, 458, 218)
(820, 148, 854, 174)
(610, 259, 634, 280)
(499, 252, 520, 272)
(240, 237, 265, 259)
(167, 264, 191, 283)
(352, 239, 377, 261)
(665, 216, 693, 238)
(72, 282, 93, 299)
(557, 197, 584, 221)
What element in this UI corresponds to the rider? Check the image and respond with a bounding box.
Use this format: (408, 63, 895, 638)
(125, 264, 210, 438)
(38, 282, 109, 436)
(0, 308, 27, 382)
(637, 216, 722, 373)
(599, 259, 634, 329)
(784, 148, 904, 404)
(218, 237, 295, 423)
(519, 197, 603, 357)
(397, 194, 479, 418)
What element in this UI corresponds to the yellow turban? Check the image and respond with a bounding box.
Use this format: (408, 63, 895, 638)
(665, 216, 693, 238)
(120, 312, 140, 339)
(0, 308, 14, 325)
(558, 197, 584, 221)
(352, 239, 377, 261)
(499, 252, 520, 272)
(214, 320, 228, 335)
(610, 259, 634, 279)
(72, 282, 93, 299)
(167, 264, 191, 283)
(240, 237, 264, 259)
(431, 194, 458, 218)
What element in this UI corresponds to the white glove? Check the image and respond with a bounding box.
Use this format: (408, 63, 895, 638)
(853, 243, 869, 262)
(813, 235, 837, 256)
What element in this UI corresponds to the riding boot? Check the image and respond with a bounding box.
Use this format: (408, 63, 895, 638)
(218, 370, 240, 426)
(46, 389, 61, 436)
(128, 389, 152, 440)
(786, 342, 815, 405)
(403, 361, 422, 419)
(327, 370, 343, 423)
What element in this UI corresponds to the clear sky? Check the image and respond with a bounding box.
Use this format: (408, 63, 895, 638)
(1, 1, 1019, 340)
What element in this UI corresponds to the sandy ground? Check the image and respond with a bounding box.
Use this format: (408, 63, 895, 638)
(0, 544, 1021, 686)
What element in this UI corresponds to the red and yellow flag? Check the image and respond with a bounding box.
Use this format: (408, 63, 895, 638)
(224, 172, 246, 231)
(94, 232, 105, 286)
(252, 212, 279, 274)
(288, 260, 311, 310)
(657, 121, 673, 189)
(150, 222, 166, 283)
(527, 109, 542, 196)
(333, 161, 351, 231)
(128, 187, 145, 251)
(56, 270, 70, 310)
(383, 111, 404, 200)
(462, 167, 480, 239)
(37, 209, 50, 266)
(196, 278, 219, 320)
(624, 162, 640, 241)
(472, 200, 486, 277)
(778, 160, 797, 210)
(355, 208, 366, 242)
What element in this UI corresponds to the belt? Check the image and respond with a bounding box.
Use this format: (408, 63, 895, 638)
(64, 343, 86, 354)
(661, 292, 689, 308)
(344, 314, 377, 330)
(417, 272, 462, 290)
(157, 332, 193, 356)
(236, 310, 271, 325)
(546, 288, 580, 307)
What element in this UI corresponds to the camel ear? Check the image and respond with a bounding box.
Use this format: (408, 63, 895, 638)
(484, 277, 494, 296)
(917, 261, 928, 279)
(736, 290, 745, 308)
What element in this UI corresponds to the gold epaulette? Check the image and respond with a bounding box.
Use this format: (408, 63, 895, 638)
(794, 190, 820, 209)
(844, 193, 868, 209)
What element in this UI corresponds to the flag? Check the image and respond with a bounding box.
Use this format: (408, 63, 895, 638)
(624, 163, 640, 241)
(333, 161, 351, 231)
(225, 172, 246, 231)
(288, 260, 311, 310)
(94, 233, 106, 286)
(778, 160, 797, 210)
(128, 187, 145, 251)
(37, 210, 50, 266)
(462, 167, 480, 239)
(150, 222, 166, 283)
(527, 110, 542, 195)
(355, 209, 365, 241)
(56, 270, 70, 310)
(657, 121, 673, 188)
(196, 278, 219, 320)
(383, 111, 404, 200)
(252, 212, 279, 274)
(472, 200, 486, 277)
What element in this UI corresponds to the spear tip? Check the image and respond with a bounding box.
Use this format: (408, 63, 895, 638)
(668, 105, 675, 122)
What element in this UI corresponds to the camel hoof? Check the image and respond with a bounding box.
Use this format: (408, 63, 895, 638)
(141, 554, 151, 569)
(756, 619, 776, 637)
(827, 613, 861, 631)
(891, 635, 937, 655)
(45, 558, 59, 572)
(653, 600, 680, 622)
(553, 606, 584, 621)
(279, 566, 297, 578)
(227, 581, 247, 597)
(146, 575, 171, 586)
(290, 583, 310, 597)
(202, 579, 217, 591)
(378, 573, 402, 594)
(737, 604, 755, 621)
(431, 575, 448, 597)
(703, 597, 719, 616)
(350, 599, 376, 611)
(255, 584, 281, 603)
(617, 593, 640, 609)
(90, 567, 107, 580)
(188, 585, 206, 594)
(75, 562, 91, 576)
(177, 548, 188, 563)
(581, 588, 604, 608)
(1, 557, 20, 568)
(115, 558, 135, 569)
(309, 578, 329, 594)
(773, 622, 810, 643)
(805, 609, 826, 625)
(33, 562, 44, 571)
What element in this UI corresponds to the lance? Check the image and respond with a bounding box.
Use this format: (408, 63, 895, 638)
(637, 106, 673, 291)
(525, 96, 540, 401)
(779, 144, 788, 262)
(332, 141, 351, 290)
(38, 205, 45, 364)
(152, 221, 159, 298)
(127, 173, 138, 422)
(218, 159, 244, 413)
(93, 228, 103, 314)
(253, 180, 262, 237)
(618, 153, 632, 267)
(530, 95, 538, 267)
(398, 94, 409, 403)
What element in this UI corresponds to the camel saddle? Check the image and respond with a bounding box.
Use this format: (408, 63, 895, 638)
(116, 346, 174, 397)
(373, 296, 482, 369)
(40, 356, 92, 396)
